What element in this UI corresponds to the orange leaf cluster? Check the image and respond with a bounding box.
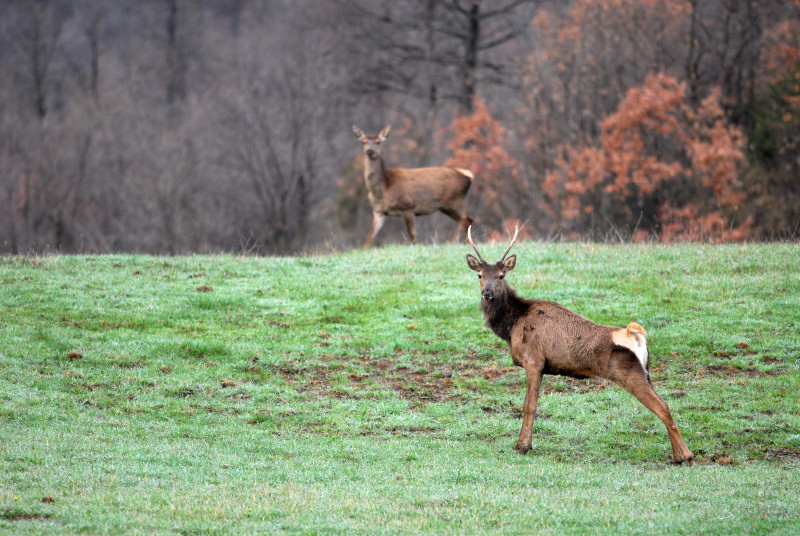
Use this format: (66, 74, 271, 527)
(600, 74, 686, 197)
(446, 98, 521, 228)
(486, 218, 535, 243)
(760, 19, 800, 87)
(657, 202, 752, 244)
(685, 88, 746, 207)
(543, 74, 749, 242)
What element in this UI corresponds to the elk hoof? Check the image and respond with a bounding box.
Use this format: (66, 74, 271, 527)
(513, 442, 531, 455)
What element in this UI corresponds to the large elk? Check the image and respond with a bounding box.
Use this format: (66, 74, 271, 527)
(466, 226, 694, 464)
(352, 125, 473, 248)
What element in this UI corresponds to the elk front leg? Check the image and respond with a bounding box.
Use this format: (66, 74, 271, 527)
(515, 361, 544, 454)
(364, 212, 386, 248)
(401, 212, 417, 243)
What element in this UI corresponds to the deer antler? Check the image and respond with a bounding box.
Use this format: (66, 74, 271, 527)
(467, 225, 485, 263)
(500, 225, 519, 262)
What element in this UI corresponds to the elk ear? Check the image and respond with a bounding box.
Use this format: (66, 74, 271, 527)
(466, 254, 482, 272)
(503, 254, 516, 273)
(379, 125, 391, 140)
(352, 125, 366, 140)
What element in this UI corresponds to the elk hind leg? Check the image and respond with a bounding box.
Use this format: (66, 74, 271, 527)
(609, 350, 694, 464)
(401, 212, 417, 243)
(440, 207, 472, 243)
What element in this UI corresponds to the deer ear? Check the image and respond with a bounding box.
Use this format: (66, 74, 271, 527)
(379, 125, 391, 140)
(503, 254, 516, 272)
(466, 254, 482, 272)
(352, 125, 366, 140)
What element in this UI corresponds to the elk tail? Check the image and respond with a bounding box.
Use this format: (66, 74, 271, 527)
(613, 322, 649, 370)
(626, 322, 646, 341)
(456, 168, 474, 181)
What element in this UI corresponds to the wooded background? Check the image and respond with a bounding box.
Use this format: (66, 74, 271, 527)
(1, 0, 798, 254)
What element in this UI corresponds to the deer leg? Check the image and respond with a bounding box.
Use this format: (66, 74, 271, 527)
(456, 214, 473, 243)
(515, 361, 544, 454)
(401, 212, 417, 243)
(364, 212, 386, 249)
(608, 351, 694, 464)
(440, 207, 472, 243)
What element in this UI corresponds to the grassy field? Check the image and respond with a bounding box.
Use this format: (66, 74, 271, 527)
(1, 242, 799, 535)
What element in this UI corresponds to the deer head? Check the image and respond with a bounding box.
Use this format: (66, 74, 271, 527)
(466, 225, 518, 301)
(353, 125, 391, 161)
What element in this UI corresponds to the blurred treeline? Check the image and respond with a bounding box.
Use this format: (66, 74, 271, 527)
(1, 0, 798, 254)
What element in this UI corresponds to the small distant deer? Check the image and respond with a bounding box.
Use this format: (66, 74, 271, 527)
(352, 125, 473, 248)
(466, 226, 694, 464)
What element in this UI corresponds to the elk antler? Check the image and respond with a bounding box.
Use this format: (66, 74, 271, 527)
(500, 225, 519, 262)
(467, 225, 485, 264)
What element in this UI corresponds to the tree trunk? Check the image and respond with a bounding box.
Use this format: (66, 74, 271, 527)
(461, 0, 480, 113)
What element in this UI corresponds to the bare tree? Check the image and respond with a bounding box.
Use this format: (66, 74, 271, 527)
(214, 7, 344, 253)
(3, 1, 71, 119)
(323, 0, 541, 151)
(0, 0, 796, 252)
(440, 0, 542, 112)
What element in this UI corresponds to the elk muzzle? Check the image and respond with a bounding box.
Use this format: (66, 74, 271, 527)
(481, 282, 496, 301)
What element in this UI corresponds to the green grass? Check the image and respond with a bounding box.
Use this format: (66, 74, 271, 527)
(1, 243, 799, 535)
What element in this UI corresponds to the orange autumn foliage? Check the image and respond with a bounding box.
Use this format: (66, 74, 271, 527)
(543, 73, 751, 242)
(445, 98, 522, 233)
(760, 15, 800, 88)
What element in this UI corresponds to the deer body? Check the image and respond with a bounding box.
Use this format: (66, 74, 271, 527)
(353, 125, 473, 248)
(482, 295, 647, 377)
(467, 227, 693, 464)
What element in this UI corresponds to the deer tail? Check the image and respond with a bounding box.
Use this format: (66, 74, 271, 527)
(626, 322, 646, 341)
(455, 168, 474, 181)
(612, 323, 649, 369)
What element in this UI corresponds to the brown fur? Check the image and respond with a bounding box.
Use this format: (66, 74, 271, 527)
(466, 227, 694, 464)
(353, 125, 473, 248)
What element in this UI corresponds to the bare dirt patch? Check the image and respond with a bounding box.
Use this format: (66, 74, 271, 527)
(762, 447, 800, 462)
(709, 452, 737, 465)
(360, 425, 440, 436)
(388, 367, 459, 404)
(277, 355, 628, 408)
(543, 377, 608, 395)
(457, 365, 517, 381)
(282, 356, 519, 404)
(697, 363, 782, 377)
(170, 387, 197, 398)
(1, 510, 52, 521)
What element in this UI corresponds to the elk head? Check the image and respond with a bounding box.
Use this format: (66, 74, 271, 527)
(352, 125, 391, 160)
(466, 225, 519, 301)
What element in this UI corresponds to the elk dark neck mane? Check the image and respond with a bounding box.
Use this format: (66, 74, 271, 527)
(480, 285, 532, 343)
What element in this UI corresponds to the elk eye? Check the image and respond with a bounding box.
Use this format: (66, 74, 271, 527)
(477, 274, 482, 279)
(499, 274, 504, 279)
